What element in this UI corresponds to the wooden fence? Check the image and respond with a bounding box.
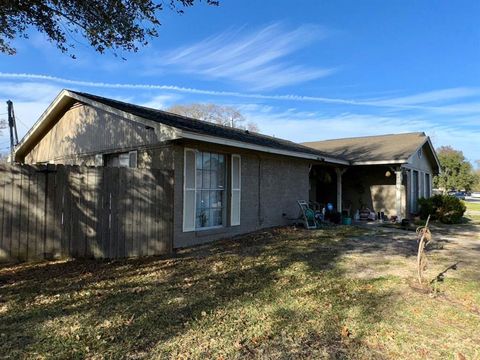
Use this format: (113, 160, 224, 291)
(0, 164, 174, 261)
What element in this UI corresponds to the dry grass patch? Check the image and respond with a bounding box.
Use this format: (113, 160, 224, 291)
(1, 225, 479, 359)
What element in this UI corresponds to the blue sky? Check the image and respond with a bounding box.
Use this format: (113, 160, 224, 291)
(1, 0, 479, 163)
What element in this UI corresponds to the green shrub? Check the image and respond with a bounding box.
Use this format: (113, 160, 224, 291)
(418, 195, 466, 224)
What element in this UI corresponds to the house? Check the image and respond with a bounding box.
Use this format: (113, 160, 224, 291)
(303, 132, 440, 220)
(13, 90, 440, 250)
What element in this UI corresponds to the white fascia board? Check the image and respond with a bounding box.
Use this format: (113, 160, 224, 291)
(14, 89, 71, 157)
(179, 130, 349, 165)
(15, 90, 181, 159)
(352, 159, 408, 165)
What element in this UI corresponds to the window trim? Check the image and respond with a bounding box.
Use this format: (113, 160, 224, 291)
(183, 148, 197, 232)
(183, 148, 228, 232)
(230, 154, 241, 226)
(424, 172, 431, 198)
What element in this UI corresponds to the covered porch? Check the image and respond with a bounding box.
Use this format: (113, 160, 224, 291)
(309, 164, 406, 221)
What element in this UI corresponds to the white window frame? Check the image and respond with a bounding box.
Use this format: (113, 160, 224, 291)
(230, 154, 241, 226)
(183, 148, 196, 232)
(183, 148, 228, 232)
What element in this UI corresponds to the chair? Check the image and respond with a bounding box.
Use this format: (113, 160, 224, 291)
(297, 200, 318, 229)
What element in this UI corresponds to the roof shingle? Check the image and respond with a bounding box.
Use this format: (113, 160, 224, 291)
(72, 91, 341, 161)
(302, 132, 428, 163)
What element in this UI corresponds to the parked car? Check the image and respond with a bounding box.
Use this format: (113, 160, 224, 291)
(449, 191, 466, 200)
(471, 192, 480, 199)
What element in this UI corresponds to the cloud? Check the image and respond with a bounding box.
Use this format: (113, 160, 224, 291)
(139, 94, 183, 110)
(1, 74, 479, 161)
(155, 23, 335, 90)
(241, 106, 480, 162)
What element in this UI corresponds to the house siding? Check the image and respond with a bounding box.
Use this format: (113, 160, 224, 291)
(172, 141, 310, 248)
(404, 142, 436, 214)
(24, 103, 172, 164)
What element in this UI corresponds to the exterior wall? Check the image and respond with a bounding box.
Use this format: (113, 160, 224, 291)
(343, 166, 406, 218)
(24, 103, 174, 164)
(173, 141, 310, 248)
(404, 142, 437, 214)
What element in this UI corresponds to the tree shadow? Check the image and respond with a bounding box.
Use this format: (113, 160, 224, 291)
(1, 226, 398, 358)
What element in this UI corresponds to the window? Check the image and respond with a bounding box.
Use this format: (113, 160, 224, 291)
(425, 173, 431, 198)
(411, 170, 419, 213)
(195, 151, 225, 229)
(104, 151, 137, 168)
(183, 149, 226, 231)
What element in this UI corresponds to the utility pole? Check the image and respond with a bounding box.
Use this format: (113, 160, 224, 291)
(7, 100, 19, 164)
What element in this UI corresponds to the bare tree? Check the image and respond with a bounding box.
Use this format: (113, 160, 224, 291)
(167, 103, 260, 132)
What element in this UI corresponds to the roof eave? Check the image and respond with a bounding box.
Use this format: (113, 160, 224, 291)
(180, 131, 349, 164)
(351, 159, 408, 165)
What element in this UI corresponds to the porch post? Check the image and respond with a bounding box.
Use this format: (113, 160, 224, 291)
(335, 168, 346, 213)
(395, 167, 403, 221)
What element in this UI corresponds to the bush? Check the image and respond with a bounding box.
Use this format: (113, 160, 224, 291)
(418, 195, 466, 224)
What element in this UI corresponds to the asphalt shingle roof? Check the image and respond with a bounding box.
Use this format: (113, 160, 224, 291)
(71, 91, 340, 161)
(302, 132, 428, 163)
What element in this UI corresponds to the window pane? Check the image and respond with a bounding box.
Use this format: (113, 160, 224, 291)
(196, 151, 203, 170)
(203, 152, 211, 170)
(203, 170, 211, 190)
(196, 170, 203, 189)
(119, 153, 130, 167)
(210, 191, 221, 208)
(185, 150, 196, 189)
(201, 190, 210, 209)
(218, 155, 225, 188)
(211, 153, 218, 171)
(210, 169, 218, 189)
(211, 209, 222, 227)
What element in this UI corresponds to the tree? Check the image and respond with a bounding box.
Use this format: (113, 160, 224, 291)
(167, 103, 260, 132)
(473, 160, 480, 192)
(433, 146, 477, 192)
(0, 0, 218, 57)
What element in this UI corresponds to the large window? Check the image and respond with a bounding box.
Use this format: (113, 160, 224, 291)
(183, 149, 240, 232)
(195, 151, 225, 228)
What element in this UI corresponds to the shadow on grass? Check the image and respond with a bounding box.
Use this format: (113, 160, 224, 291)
(1, 227, 396, 358)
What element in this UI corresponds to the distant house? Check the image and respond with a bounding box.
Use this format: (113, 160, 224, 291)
(14, 90, 440, 249)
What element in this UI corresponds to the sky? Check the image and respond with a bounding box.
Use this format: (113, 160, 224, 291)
(0, 0, 479, 164)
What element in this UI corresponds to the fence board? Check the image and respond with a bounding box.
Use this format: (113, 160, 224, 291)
(0, 164, 173, 262)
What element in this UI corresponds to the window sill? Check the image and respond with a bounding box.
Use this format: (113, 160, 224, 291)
(194, 226, 228, 237)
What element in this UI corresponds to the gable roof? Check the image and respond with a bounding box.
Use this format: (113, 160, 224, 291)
(14, 90, 348, 165)
(302, 132, 440, 169)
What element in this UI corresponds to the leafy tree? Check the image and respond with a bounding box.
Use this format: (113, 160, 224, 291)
(433, 146, 477, 192)
(0, 0, 218, 57)
(473, 160, 480, 191)
(167, 103, 260, 132)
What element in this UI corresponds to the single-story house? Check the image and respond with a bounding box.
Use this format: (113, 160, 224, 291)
(13, 90, 440, 249)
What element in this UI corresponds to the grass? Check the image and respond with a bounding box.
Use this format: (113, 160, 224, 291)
(1, 226, 479, 359)
(465, 201, 480, 212)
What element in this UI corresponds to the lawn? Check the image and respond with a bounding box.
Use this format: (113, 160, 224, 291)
(465, 201, 480, 212)
(1, 225, 479, 359)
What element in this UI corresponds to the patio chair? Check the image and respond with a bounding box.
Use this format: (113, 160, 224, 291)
(297, 200, 318, 229)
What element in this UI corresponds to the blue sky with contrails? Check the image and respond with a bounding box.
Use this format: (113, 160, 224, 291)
(0, 0, 479, 163)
